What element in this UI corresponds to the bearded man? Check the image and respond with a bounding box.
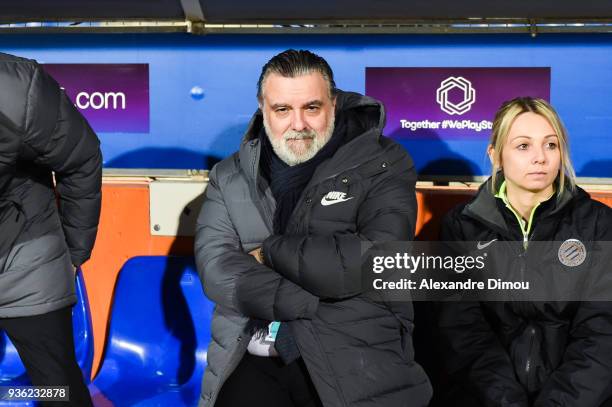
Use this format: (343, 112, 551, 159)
(195, 49, 431, 407)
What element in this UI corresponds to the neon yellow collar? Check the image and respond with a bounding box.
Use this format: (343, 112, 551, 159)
(494, 181, 552, 237)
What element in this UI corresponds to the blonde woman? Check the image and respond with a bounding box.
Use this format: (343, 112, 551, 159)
(437, 97, 612, 406)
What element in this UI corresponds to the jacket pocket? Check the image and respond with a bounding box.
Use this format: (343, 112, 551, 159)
(0, 198, 26, 273)
(511, 323, 551, 395)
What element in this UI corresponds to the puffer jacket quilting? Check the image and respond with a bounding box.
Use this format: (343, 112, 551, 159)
(0, 53, 102, 317)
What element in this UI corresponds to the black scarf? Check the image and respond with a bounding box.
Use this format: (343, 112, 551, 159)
(259, 113, 347, 234)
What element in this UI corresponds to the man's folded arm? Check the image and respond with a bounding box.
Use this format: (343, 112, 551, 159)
(262, 156, 417, 299)
(195, 166, 318, 321)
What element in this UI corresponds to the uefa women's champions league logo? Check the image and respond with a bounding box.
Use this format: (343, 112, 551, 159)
(558, 239, 587, 267)
(436, 76, 476, 115)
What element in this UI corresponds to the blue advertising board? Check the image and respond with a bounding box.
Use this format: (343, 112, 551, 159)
(1, 34, 610, 179)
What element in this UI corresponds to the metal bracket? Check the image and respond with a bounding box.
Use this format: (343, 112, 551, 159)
(180, 0, 206, 34)
(529, 19, 538, 37)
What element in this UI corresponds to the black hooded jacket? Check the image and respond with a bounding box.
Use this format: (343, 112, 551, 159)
(0, 53, 102, 317)
(196, 90, 432, 406)
(438, 177, 612, 407)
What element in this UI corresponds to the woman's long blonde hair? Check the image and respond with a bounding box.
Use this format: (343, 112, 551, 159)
(489, 97, 576, 195)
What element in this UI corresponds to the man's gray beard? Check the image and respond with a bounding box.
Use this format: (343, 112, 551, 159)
(263, 114, 335, 166)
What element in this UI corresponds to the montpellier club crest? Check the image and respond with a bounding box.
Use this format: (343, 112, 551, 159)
(558, 239, 587, 267)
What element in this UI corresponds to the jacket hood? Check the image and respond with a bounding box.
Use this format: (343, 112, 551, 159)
(463, 174, 588, 232)
(241, 89, 385, 144)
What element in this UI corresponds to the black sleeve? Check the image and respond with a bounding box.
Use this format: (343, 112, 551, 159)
(436, 210, 529, 407)
(195, 164, 319, 321)
(22, 65, 102, 266)
(262, 150, 417, 300)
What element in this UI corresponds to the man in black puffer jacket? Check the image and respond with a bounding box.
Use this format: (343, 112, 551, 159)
(0, 53, 101, 406)
(196, 49, 431, 407)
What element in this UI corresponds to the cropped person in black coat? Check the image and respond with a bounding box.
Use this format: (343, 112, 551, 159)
(0, 53, 101, 406)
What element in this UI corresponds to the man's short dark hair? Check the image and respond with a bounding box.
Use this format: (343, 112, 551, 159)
(257, 49, 337, 102)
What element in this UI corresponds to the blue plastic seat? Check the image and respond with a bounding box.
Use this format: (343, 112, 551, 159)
(0, 267, 94, 405)
(90, 256, 213, 407)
